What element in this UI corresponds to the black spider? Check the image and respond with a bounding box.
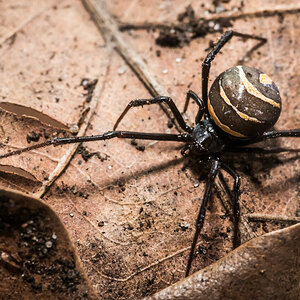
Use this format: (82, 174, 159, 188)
(1, 31, 299, 277)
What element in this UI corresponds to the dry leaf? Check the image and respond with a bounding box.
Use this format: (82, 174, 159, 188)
(0, 102, 69, 130)
(148, 223, 300, 300)
(0, 188, 97, 299)
(0, 0, 299, 299)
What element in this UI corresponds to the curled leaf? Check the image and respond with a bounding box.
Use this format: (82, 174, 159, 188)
(0, 164, 39, 182)
(0, 188, 97, 299)
(148, 223, 300, 300)
(0, 102, 69, 130)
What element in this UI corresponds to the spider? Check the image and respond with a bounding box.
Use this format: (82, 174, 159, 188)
(1, 30, 299, 277)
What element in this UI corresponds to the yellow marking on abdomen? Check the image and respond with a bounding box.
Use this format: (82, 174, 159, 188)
(219, 82, 262, 123)
(208, 98, 246, 138)
(259, 73, 273, 85)
(237, 66, 280, 109)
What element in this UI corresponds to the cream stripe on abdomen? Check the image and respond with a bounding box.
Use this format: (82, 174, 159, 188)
(219, 82, 263, 123)
(237, 66, 280, 109)
(207, 98, 246, 138)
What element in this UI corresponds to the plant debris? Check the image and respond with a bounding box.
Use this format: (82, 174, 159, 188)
(0, 193, 96, 299)
(120, 5, 233, 48)
(80, 78, 98, 103)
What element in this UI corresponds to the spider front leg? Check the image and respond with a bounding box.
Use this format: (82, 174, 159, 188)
(185, 159, 220, 277)
(113, 96, 192, 133)
(201, 30, 266, 115)
(0, 131, 190, 159)
(183, 90, 205, 124)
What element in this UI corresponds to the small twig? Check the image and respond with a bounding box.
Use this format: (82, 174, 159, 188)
(81, 0, 181, 131)
(0, 6, 50, 46)
(246, 213, 300, 224)
(118, 5, 298, 59)
(119, 5, 300, 32)
(34, 54, 112, 198)
(81, 0, 166, 97)
(231, 32, 266, 66)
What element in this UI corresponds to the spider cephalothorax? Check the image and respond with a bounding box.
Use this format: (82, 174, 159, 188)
(190, 119, 225, 154)
(0, 30, 299, 277)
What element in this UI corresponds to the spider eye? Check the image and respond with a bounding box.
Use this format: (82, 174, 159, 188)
(208, 66, 281, 138)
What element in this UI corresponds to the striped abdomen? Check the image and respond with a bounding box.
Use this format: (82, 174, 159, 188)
(208, 66, 281, 138)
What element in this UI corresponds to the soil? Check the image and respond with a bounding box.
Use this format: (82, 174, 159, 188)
(0, 194, 96, 299)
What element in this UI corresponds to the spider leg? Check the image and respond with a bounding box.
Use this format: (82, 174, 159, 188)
(182, 90, 205, 123)
(237, 129, 300, 146)
(185, 159, 220, 277)
(180, 143, 191, 157)
(227, 146, 300, 154)
(202, 30, 266, 117)
(0, 131, 190, 159)
(113, 96, 192, 133)
(220, 162, 241, 248)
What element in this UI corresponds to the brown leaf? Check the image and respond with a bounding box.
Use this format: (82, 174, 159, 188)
(0, 1, 299, 299)
(0, 102, 69, 130)
(0, 164, 39, 182)
(147, 223, 300, 300)
(0, 188, 97, 299)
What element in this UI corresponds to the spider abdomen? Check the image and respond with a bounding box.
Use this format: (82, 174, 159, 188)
(208, 66, 281, 138)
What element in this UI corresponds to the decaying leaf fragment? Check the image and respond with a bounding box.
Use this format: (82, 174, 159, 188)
(148, 223, 300, 300)
(0, 188, 97, 299)
(0, 164, 39, 182)
(0, 102, 69, 130)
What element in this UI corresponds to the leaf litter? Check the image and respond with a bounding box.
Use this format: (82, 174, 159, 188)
(0, 0, 299, 299)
